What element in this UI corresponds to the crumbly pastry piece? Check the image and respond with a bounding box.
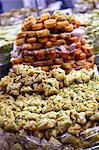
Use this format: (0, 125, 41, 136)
(75, 52, 86, 60)
(22, 16, 37, 31)
(60, 33, 71, 39)
(36, 29, 50, 37)
(73, 48, 82, 57)
(24, 16, 37, 24)
(38, 37, 49, 43)
(40, 12, 51, 22)
(20, 43, 33, 50)
(76, 41, 81, 48)
(44, 19, 56, 29)
(27, 31, 36, 37)
(23, 56, 34, 63)
(69, 36, 78, 43)
(34, 49, 45, 60)
(55, 15, 67, 21)
(11, 58, 24, 65)
(70, 18, 80, 27)
(32, 43, 43, 50)
(52, 68, 65, 80)
(63, 61, 76, 69)
(16, 38, 25, 46)
(26, 37, 37, 43)
(16, 32, 27, 39)
(64, 24, 74, 32)
(56, 21, 69, 29)
(55, 39, 66, 46)
(50, 34, 60, 42)
(81, 44, 93, 57)
(32, 23, 44, 31)
(44, 41, 53, 48)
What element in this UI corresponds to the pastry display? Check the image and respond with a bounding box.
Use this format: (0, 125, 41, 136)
(0, 8, 40, 25)
(0, 24, 21, 68)
(11, 11, 94, 73)
(0, 65, 99, 149)
(0, 8, 98, 149)
(77, 9, 99, 55)
(0, 24, 21, 53)
(75, 0, 99, 13)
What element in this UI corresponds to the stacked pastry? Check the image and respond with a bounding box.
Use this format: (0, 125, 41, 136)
(11, 12, 95, 72)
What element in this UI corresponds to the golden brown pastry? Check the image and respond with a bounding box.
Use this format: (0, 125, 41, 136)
(81, 38, 87, 45)
(36, 29, 50, 37)
(35, 49, 45, 60)
(38, 37, 49, 43)
(76, 42, 81, 48)
(27, 37, 37, 43)
(50, 34, 60, 42)
(44, 19, 56, 29)
(12, 58, 23, 64)
(82, 45, 93, 57)
(60, 51, 68, 59)
(70, 18, 80, 27)
(73, 49, 82, 57)
(45, 41, 53, 48)
(51, 65, 61, 69)
(41, 66, 49, 71)
(16, 32, 27, 39)
(12, 12, 94, 73)
(22, 16, 36, 31)
(16, 38, 25, 46)
(81, 45, 88, 54)
(76, 59, 86, 66)
(20, 43, 33, 50)
(25, 16, 36, 24)
(55, 39, 66, 46)
(32, 23, 44, 31)
(63, 60, 76, 69)
(69, 36, 78, 43)
(64, 24, 74, 32)
(77, 52, 86, 60)
(48, 48, 57, 59)
(24, 56, 34, 63)
(40, 12, 51, 22)
(55, 15, 67, 21)
(60, 33, 71, 39)
(24, 21, 32, 30)
(54, 58, 63, 65)
(32, 43, 43, 50)
(56, 21, 69, 29)
(27, 31, 36, 37)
